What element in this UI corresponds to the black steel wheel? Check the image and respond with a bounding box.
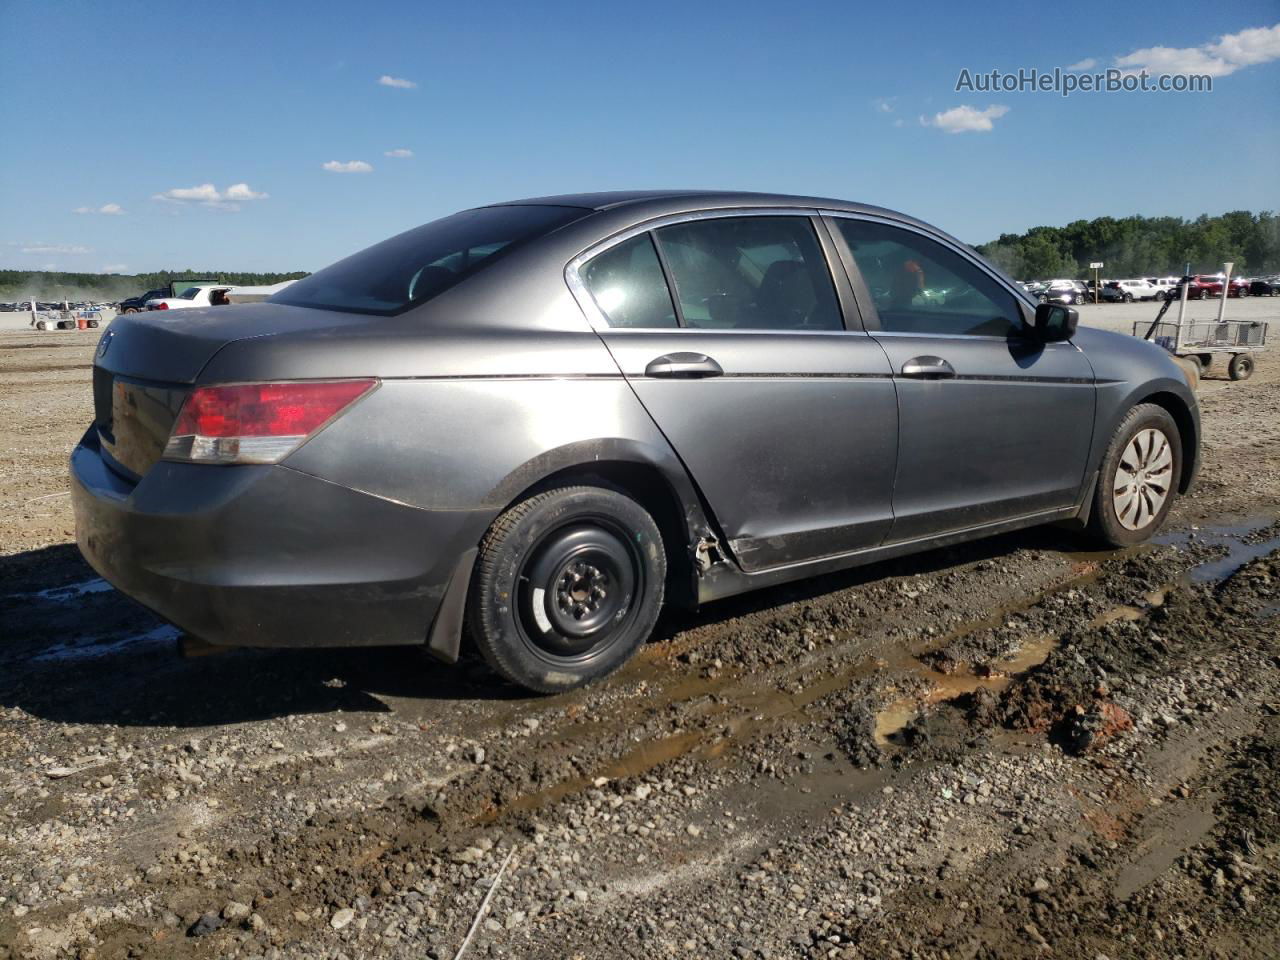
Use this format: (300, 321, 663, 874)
(467, 485, 666, 693)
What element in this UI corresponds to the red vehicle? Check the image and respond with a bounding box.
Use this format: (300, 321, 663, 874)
(1195, 275, 1250, 298)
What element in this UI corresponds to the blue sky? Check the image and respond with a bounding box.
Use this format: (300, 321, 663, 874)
(1, 0, 1277, 273)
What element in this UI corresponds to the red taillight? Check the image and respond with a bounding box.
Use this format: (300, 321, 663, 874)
(154, 302, 168, 310)
(165, 380, 377, 464)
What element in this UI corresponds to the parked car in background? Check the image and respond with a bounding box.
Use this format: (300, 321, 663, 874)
(1097, 281, 1127, 303)
(1037, 279, 1087, 305)
(146, 285, 234, 310)
(1248, 277, 1280, 296)
(119, 288, 168, 314)
(72, 190, 1200, 693)
(1171, 277, 1207, 299)
(1116, 278, 1159, 302)
(1195, 275, 1248, 298)
(1145, 278, 1182, 301)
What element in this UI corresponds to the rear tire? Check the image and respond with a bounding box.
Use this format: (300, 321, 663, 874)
(1228, 354, 1254, 381)
(1089, 404, 1182, 548)
(467, 485, 666, 693)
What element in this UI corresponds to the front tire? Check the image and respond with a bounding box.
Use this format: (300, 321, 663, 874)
(1089, 404, 1182, 547)
(467, 485, 666, 693)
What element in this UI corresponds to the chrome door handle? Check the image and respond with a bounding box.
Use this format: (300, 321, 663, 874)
(644, 352, 724, 379)
(900, 355, 956, 379)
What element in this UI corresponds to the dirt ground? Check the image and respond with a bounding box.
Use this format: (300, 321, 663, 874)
(1, 321, 1278, 960)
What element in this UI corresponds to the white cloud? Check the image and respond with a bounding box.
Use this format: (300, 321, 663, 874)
(155, 183, 222, 203)
(873, 97, 897, 113)
(101, 264, 129, 274)
(378, 74, 416, 89)
(383, 148, 414, 158)
(1065, 57, 1097, 71)
(151, 182, 268, 210)
(1114, 22, 1280, 78)
(73, 203, 125, 215)
(322, 160, 374, 173)
(920, 104, 1009, 134)
(224, 183, 269, 200)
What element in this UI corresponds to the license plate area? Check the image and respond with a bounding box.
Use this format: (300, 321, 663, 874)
(99, 376, 188, 478)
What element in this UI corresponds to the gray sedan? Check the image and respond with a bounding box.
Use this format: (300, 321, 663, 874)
(72, 191, 1199, 692)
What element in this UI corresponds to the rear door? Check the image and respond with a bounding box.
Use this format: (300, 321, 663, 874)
(826, 214, 1096, 543)
(569, 210, 899, 572)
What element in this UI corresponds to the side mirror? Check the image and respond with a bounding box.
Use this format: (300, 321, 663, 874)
(1032, 302, 1078, 342)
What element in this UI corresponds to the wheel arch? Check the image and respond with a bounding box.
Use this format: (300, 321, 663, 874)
(426, 439, 720, 664)
(508, 458, 699, 606)
(1133, 389, 1199, 494)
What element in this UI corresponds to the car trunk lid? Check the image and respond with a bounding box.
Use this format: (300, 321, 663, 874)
(91, 303, 375, 480)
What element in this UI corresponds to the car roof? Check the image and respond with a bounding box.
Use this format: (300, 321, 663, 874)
(478, 190, 1032, 305)
(486, 189, 921, 223)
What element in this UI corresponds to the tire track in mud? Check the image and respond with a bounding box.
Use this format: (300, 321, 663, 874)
(77, 517, 1270, 958)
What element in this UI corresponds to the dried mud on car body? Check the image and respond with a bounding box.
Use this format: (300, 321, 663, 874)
(0, 327, 1278, 960)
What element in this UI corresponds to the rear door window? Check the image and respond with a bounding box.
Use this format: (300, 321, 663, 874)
(273, 204, 588, 315)
(654, 217, 842, 330)
(581, 233, 678, 328)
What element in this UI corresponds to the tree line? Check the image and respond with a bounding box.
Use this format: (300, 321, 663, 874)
(975, 210, 1280, 281)
(5, 210, 1279, 300)
(0, 269, 310, 302)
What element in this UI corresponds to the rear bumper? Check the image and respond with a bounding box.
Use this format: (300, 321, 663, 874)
(71, 430, 485, 648)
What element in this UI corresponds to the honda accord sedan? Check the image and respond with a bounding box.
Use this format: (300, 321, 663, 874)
(72, 191, 1199, 692)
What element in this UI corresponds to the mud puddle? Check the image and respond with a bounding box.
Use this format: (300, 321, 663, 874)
(866, 515, 1280, 750)
(1159, 516, 1280, 582)
(478, 558, 1147, 824)
(872, 576, 1184, 748)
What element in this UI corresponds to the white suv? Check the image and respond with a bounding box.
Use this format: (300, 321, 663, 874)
(1116, 278, 1159, 302)
(1146, 277, 1181, 301)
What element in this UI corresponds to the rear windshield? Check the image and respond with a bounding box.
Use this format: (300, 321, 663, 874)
(272, 204, 587, 316)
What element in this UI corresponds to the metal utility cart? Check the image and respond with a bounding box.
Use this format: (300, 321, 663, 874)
(1133, 317, 1268, 380)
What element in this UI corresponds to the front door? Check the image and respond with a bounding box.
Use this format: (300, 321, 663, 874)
(828, 215, 1096, 543)
(573, 213, 899, 571)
